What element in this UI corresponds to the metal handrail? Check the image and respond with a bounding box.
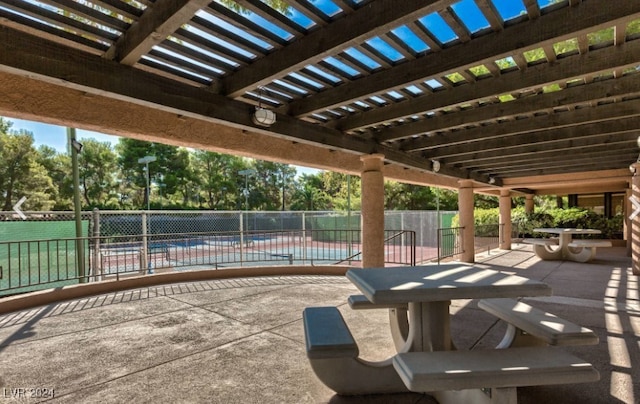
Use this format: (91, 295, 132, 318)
(333, 230, 416, 266)
(0, 229, 416, 297)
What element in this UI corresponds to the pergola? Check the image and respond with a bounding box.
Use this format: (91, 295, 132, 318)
(0, 0, 638, 264)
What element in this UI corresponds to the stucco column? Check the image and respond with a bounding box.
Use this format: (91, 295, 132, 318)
(626, 187, 631, 257)
(360, 154, 385, 268)
(499, 189, 512, 250)
(632, 165, 640, 274)
(458, 180, 475, 263)
(525, 194, 534, 214)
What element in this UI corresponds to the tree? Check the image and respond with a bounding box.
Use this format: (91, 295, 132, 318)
(0, 117, 11, 133)
(192, 151, 243, 209)
(220, 0, 290, 14)
(250, 161, 297, 210)
(116, 138, 194, 209)
(475, 194, 499, 209)
(165, 146, 195, 207)
(384, 182, 459, 210)
(116, 138, 151, 207)
(318, 172, 360, 211)
(36, 145, 73, 210)
(78, 139, 118, 208)
(290, 173, 331, 210)
(0, 128, 56, 211)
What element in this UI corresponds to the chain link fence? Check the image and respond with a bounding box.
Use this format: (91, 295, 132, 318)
(0, 209, 455, 296)
(93, 210, 456, 264)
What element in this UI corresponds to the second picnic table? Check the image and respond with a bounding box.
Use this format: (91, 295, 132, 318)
(526, 228, 611, 262)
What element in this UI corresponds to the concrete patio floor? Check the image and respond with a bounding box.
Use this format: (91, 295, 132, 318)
(0, 245, 638, 403)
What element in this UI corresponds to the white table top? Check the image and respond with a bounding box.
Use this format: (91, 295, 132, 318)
(533, 228, 601, 235)
(346, 264, 552, 305)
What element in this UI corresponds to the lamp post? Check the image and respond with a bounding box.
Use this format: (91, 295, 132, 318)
(67, 128, 85, 283)
(138, 155, 157, 210)
(238, 169, 256, 266)
(281, 169, 287, 211)
(157, 173, 164, 209)
(238, 169, 256, 211)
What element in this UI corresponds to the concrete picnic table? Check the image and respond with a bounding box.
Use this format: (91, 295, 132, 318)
(527, 228, 610, 262)
(304, 264, 599, 403)
(305, 265, 549, 396)
(346, 264, 552, 353)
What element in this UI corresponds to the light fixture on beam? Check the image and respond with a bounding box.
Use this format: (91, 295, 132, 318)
(632, 135, 640, 174)
(252, 86, 276, 127)
(488, 176, 496, 185)
(431, 160, 441, 173)
(252, 107, 276, 127)
(71, 139, 83, 153)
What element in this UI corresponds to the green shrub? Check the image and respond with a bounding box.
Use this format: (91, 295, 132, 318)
(309, 215, 360, 242)
(453, 206, 623, 239)
(516, 207, 618, 238)
(451, 208, 497, 227)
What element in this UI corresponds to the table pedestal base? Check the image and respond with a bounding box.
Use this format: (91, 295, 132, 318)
(434, 387, 517, 404)
(389, 307, 409, 351)
(532, 243, 563, 260)
(402, 301, 452, 352)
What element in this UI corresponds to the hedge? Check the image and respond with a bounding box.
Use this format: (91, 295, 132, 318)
(453, 207, 624, 239)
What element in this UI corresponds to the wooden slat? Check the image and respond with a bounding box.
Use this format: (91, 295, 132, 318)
(288, 3, 640, 118)
(336, 38, 640, 132)
(223, 0, 451, 97)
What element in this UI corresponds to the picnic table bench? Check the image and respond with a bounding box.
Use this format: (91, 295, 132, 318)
(567, 239, 612, 262)
(478, 298, 599, 348)
(304, 304, 599, 402)
(302, 306, 408, 395)
(393, 347, 599, 403)
(522, 238, 557, 246)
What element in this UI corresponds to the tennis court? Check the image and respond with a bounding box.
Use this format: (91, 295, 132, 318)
(0, 210, 446, 295)
(99, 229, 423, 274)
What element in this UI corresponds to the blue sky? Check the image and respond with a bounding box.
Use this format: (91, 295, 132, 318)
(4, 116, 321, 175)
(6, 117, 118, 152)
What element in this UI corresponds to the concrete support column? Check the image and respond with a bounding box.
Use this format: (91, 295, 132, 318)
(360, 154, 385, 268)
(458, 180, 475, 263)
(525, 194, 534, 214)
(631, 165, 640, 274)
(499, 189, 512, 250)
(626, 187, 631, 257)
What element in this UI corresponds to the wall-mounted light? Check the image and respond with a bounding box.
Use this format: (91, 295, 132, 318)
(488, 176, 496, 184)
(252, 107, 276, 127)
(71, 139, 83, 153)
(252, 86, 276, 127)
(431, 160, 441, 173)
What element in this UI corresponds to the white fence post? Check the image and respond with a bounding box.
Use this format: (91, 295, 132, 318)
(141, 212, 148, 274)
(239, 212, 244, 266)
(92, 208, 102, 281)
(302, 212, 307, 263)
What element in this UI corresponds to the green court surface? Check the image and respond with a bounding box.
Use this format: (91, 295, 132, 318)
(0, 221, 89, 296)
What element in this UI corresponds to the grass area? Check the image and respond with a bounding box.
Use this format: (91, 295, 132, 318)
(0, 240, 84, 297)
(0, 220, 89, 297)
